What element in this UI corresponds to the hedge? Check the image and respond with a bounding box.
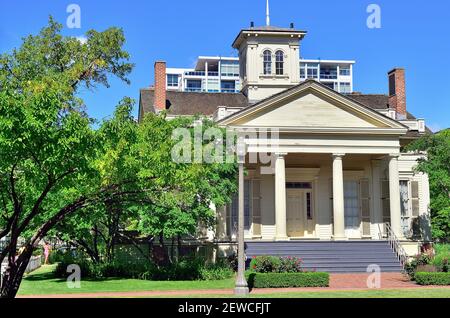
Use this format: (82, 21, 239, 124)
(415, 272, 450, 286)
(247, 272, 329, 288)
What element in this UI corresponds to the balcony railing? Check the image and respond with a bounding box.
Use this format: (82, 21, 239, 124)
(184, 71, 221, 77)
(185, 87, 202, 92)
(320, 73, 338, 80)
(185, 88, 239, 93)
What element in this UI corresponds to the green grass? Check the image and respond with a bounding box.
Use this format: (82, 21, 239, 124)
(18, 265, 450, 298)
(18, 265, 234, 296)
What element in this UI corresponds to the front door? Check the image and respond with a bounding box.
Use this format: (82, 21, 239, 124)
(344, 181, 361, 238)
(286, 189, 307, 237)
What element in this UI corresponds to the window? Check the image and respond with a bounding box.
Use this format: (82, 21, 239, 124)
(207, 78, 219, 92)
(167, 74, 179, 87)
(220, 61, 239, 77)
(306, 63, 319, 79)
(275, 51, 284, 75)
(344, 181, 360, 231)
(339, 82, 351, 93)
(263, 50, 272, 75)
(320, 65, 338, 79)
(286, 182, 312, 189)
(300, 63, 306, 78)
(400, 180, 421, 238)
(340, 66, 351, 76)
(186, 79, 202, 92)
(306, 192, 313, 220)
(221, 80, 236, 93)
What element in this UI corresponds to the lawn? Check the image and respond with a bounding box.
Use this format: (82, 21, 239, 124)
(18, 265, 450, 298)
(18, 265, 235, 296)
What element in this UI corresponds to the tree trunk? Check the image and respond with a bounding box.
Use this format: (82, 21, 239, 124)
(0, 246, 33, 298)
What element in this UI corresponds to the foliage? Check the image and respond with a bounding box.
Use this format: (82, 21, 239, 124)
(0, 16, 238, 298)
(406, 244, 450, 278)
(54, 252, 233, 281)
(432, 244, 450, 272)
(247, 272, 329, 288)
(278, 257, 304, 273)
(249, 256, 281, 273)
(406, 130, 450, 241)
(249, 256, 304, 273)
(0, 17, 134, 298)
(415, 272, 450, 286)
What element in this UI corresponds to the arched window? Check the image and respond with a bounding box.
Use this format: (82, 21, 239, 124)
(275, 50, 284, 75)
(263, 50, 272, 75)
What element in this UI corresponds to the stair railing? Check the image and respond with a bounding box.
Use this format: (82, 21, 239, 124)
(384, 222, 409, 270)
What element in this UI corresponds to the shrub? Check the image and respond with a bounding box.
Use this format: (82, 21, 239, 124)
(432, 245, 450, 272)
(54, 251, 233, 281)
(199, 265, 234, 281)
(415, 272, 450, 285)
(249, 256, 281, 273)
(249, 256, 304, 273)
(247, 272, 329, 288)
(279, 257, 304, 273)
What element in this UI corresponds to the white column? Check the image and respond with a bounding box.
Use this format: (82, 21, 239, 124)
(332, 154, 346, 240)
(275, 153, 288, 240)
(389, 154, 403, 238)
(371, 160, 383, 239)
(205, 61, 208, 92)
(234, 143, 248, 295)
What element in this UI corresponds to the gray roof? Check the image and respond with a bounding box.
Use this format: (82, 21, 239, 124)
(139, 89, 248, 119)
(138, 84, 431, 136)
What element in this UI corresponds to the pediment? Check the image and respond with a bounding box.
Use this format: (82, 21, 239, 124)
(219, 81, 406, 131)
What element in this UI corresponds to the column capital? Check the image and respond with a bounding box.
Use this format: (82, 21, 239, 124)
(388, 153, 400, 159)
(332, 153, 346, 160)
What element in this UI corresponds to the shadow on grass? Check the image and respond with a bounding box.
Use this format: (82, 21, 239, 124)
(23, 270, 64, 282)
(24, 269, 130, 283)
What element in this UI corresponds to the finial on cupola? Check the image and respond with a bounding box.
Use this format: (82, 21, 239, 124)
(266, 0, 270, 26)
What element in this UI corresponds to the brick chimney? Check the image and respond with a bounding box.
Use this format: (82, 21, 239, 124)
(388, 68, 407, 120)
(154, 61, 167, 111)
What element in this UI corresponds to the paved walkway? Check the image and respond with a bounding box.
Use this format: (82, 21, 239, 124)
(19, 273, 445, 298)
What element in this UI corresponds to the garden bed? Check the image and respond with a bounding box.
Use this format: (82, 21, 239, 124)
(247, 272, 329, 288)
(415, 272, 450, 286)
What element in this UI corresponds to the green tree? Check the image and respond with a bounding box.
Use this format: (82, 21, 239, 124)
(54, 104, 238, 266)
(0, 18, 133, 298)
(407, 129, 450, 241)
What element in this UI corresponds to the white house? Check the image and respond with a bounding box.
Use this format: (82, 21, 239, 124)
(139, 23, 431, 269)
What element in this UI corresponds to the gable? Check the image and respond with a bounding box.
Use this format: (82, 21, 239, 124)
(238, 91, 385, 128)
(219, 81, 407, 131)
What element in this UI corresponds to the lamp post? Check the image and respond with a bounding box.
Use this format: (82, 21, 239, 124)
(234, 137, 249, 295)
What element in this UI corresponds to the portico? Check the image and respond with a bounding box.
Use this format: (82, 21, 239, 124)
(267, 151, 404, 240)
(218, 80, 416, 242)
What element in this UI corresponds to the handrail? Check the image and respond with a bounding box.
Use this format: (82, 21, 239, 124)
(383, 222, 409, 271)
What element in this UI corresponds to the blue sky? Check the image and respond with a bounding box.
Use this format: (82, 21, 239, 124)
(0, 0, 449, 131)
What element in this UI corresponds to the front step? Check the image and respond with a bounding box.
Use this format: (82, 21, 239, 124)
(245, 241, 402, 273)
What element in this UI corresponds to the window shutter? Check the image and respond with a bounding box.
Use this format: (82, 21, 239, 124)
(381, 180, 391, 223)
(411, 180, 420, 217)
(360, 179, 371, 236)
(252, 180, 261, 236)
(329, 178, 334, 224)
